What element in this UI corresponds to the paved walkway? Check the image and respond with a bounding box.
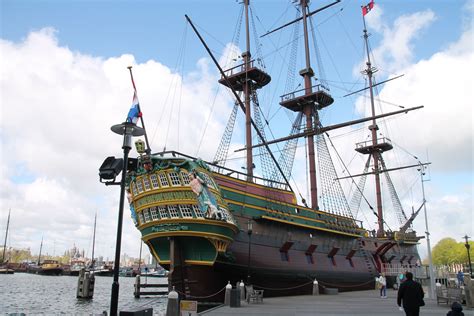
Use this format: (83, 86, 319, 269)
(200, 290, 473, 316)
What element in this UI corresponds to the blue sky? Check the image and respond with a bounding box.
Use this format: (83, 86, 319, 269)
(0, 0, 472, 262)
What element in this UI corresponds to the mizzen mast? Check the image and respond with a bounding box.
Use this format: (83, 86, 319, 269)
(355, 4, 393, 237)
(217, 0, 271, 181)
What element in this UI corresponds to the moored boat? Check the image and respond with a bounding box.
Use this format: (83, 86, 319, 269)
(27, 260, 64, 276)
(0, 266, 14, 274)
(1, 209, 14, 274)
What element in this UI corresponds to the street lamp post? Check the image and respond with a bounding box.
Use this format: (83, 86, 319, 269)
(247, 219, 253, 284)
(108, 122, 144, 316)
(419, 163, 436, 299)
(463, 235, 473, 277)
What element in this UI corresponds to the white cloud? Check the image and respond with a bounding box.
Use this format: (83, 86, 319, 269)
(0, 28, 232, 260)
(358, 9, 437, 74)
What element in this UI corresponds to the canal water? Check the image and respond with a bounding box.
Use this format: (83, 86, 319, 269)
(0, 273, 168, 315)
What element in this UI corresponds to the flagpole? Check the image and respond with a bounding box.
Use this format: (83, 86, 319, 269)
(127, 66, 152, 155)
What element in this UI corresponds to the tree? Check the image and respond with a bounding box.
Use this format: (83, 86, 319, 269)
(432, 238, 471, 265)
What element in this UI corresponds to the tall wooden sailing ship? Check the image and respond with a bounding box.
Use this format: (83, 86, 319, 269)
(113, 0, 428, 301)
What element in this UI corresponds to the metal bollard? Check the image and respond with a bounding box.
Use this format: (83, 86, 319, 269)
(224, 281, 232, 306)
(134, 275, 141, 298)
(312, 279, 319, 295)
(166, 286, 179, 316)
(239, 280, 245, 301)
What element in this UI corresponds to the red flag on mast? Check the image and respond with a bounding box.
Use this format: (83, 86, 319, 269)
(362, 0, 375, 16)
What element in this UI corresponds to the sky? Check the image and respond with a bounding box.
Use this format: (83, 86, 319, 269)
(0, 0, 472, 264)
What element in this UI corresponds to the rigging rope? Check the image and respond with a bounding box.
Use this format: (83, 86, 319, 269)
(309, 16, 327, 87)
(379, 154, 408, 225)
(315, 118, 354, 218)
(150, 23, 188, 151)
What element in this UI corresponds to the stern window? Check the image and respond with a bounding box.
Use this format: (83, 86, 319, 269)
(143, 177, 151, 191)
(181, 172, 190, 185)
(131, 183, 138, 196)
(158, 206, 169, 219)
(150, 174, 160, 189)
(143, 209, 150, 222)
(192, 205, 204, 218)
(168, 205, 180, 218)
(150, 207, 158, 220)
(179, 205, 193, 218)
(136, 180, 144, 193)
(159, 173, 169, 187)
(169, 172, 182, 186)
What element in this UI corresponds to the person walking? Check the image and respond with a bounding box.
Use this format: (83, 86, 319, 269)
(397, 272, 424, 316)
(378, 273, 387, 298)
(456, 271, 464, 287)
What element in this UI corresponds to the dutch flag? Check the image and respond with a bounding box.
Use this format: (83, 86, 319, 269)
(126, 91, 141, 124)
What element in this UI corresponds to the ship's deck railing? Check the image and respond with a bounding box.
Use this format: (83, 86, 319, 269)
(381, 263, 428, 279)
(220, 59, 258, 77)
(355, 137, 392, 149)
(279, 83, 330, 102)
(151, 151, 292, 192)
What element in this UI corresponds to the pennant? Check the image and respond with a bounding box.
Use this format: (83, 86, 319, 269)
(362, 0, 374, 16)
(126, 91, 141, 124)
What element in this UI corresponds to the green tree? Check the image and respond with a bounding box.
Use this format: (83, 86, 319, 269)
(432, 238, 472, 265)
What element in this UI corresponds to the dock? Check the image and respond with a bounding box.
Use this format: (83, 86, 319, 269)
(200, 290, 467, 315)
(133, 276, 168, 298)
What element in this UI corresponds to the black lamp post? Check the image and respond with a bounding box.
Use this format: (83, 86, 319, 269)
(463, 235, 473, 277)
(247, 219, 253, 284)
(102, 121, 144, 316)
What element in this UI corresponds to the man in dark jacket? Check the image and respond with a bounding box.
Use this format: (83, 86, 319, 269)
(447, 301, 464, 316)
(397, 272, 424, 316)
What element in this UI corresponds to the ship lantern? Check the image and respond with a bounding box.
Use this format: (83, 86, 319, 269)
(135, 139, 146, 154)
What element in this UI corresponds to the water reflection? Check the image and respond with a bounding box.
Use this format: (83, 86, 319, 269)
(0, 273, 167, 315)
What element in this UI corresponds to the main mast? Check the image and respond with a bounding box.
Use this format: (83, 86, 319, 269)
(279, 0, 335, 209)
(301, 0, 318, 209)
(243, 0, 253, 180)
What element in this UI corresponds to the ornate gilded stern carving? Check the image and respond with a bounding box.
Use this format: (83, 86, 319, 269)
(208, 238, 231, 253)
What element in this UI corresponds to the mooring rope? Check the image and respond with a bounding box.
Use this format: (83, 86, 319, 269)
(317, 279, 374, 288)
(252, 279, 314, 291)
(136, 285, 227, 307)
(176, 285, 227, 299)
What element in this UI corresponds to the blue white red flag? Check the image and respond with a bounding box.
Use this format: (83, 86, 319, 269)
(126, 91, 141, 124)
(362, 0, 374, 16)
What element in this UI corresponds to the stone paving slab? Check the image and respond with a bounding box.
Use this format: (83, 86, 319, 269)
(200, 289, 473, 316)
